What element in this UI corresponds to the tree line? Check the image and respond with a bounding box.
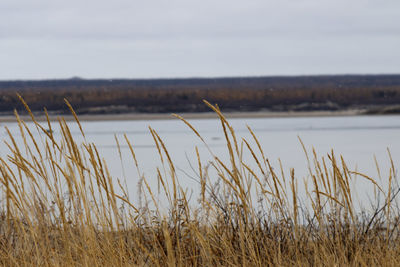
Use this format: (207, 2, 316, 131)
(1, 74, 400, 114)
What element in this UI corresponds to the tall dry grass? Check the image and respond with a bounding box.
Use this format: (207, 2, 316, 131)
(0, 97, 399, 266)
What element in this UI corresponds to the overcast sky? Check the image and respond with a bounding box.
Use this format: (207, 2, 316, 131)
(1, 0, 399, 80)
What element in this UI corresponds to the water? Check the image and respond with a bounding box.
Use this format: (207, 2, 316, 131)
(1, 115, 400, 209)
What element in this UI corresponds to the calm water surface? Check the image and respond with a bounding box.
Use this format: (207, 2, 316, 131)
(1, 115, 400, 208)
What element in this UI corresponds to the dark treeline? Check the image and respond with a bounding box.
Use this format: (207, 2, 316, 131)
(1, 74, 400, 114)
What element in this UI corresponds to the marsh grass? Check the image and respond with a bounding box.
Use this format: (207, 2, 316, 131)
(0, 97, 399, 266)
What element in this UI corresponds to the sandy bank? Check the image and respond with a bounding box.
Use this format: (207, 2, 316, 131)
(0, 109, 369, 123)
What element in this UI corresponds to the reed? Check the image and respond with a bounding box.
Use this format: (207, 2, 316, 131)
(0, 98, 399, 266)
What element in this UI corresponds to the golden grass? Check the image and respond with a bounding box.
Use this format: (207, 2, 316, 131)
(0, 99, 400, 266)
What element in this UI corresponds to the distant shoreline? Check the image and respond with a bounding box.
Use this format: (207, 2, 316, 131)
(0, 109, 377, 123)
(1, 75, 400, 120)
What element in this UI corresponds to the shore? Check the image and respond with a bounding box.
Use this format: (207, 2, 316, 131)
(0, 109, 369, 123)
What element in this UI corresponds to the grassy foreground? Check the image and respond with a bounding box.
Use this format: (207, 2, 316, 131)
(0, 98, 399, 266)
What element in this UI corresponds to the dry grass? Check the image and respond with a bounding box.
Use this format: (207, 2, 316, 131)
(0, 98, 399, 266)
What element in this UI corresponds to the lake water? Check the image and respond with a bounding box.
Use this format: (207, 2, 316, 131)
(1, 115, 400, 209)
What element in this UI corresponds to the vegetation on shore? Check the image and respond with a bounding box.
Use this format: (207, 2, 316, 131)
(0, 98, 399, 266)
(1, 74, 400, 115)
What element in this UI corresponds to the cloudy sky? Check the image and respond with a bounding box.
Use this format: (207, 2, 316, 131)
(1, 0, 399, 80)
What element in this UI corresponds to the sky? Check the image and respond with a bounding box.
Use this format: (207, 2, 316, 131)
(1, 0, 399, 80)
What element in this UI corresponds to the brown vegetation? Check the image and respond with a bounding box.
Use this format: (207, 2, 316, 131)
(0, 98, 399, 266)
(1, 75, 400, 115)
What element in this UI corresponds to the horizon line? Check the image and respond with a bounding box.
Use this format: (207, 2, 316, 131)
(2, 73, 400, 82)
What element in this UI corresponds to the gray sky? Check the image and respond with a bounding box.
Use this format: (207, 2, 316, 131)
(1, 0, 399, 80)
